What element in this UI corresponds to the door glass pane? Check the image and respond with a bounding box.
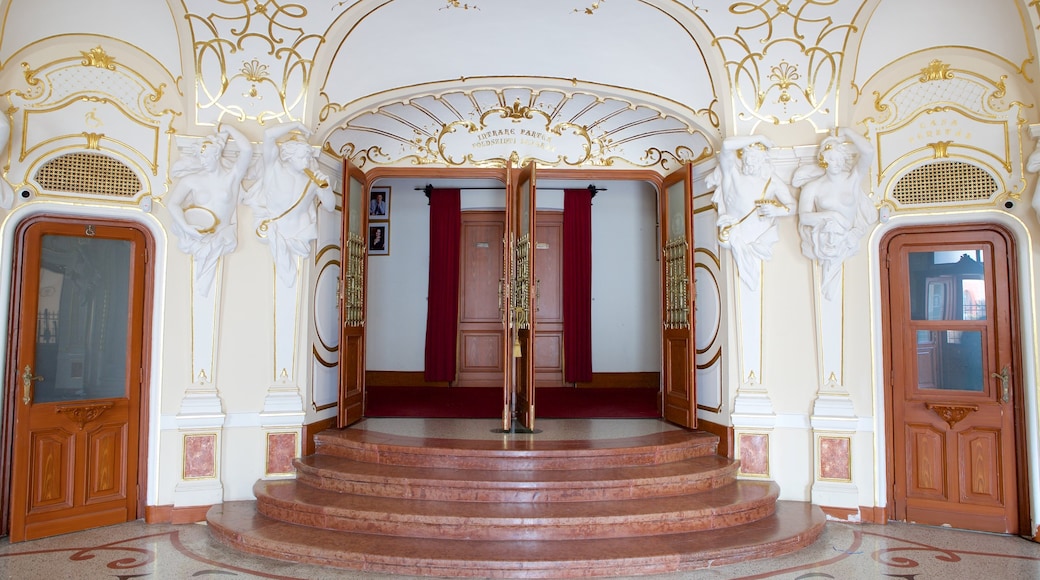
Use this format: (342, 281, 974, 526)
(666, 181, 685, 238)
(519, 180, 531, 237)
(916, 330, 984, 392)
(909, 249, 985, 321)
(348, 176, 363, 236)
(34, 234, 132, 403)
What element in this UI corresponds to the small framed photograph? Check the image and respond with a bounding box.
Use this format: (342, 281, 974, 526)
(369, 186, 390, 220)
(368, 222, 389, 256)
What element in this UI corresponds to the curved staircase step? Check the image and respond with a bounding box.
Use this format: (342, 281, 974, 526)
(254, 479, 779, 540)
(208, 499, 827, 578)
(294, 453, 739, 502)
(313, 427, 719, 470)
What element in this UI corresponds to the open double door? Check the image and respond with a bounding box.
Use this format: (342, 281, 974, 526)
(337, 162, 698, 432)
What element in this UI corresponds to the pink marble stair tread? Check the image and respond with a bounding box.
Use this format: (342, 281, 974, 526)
(208, 499, 826, 579)
(294, 452, 739, 501)
(254, 478, 779, 540)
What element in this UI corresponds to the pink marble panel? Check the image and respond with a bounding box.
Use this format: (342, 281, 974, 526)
(819, 436, 851, 481)
(184, 434, 216, 479)
(739, 433, 768, 476)
(267, 432, 298, 475)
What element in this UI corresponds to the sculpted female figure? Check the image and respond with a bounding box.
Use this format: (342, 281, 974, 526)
(707, 135, 796, 291)
(245, 122, 335, 287)
(167, 125, 253, 295)
(793, 128, 879, 299)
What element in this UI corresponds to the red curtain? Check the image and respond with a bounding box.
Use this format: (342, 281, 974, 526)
(563, 188, 593, 383)
(424, 189, 461, 382)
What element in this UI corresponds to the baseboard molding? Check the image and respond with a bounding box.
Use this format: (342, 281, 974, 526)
(695, 418, 733, 458)
(366, 371, 448, 387)
(573, 372, 659, 389)
(145, 504, 212, 524)
(818, 505, 887, 524)
(303, 416, 338, 456)
(366, 371, 660, 389)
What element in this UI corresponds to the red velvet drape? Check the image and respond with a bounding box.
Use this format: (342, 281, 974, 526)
(424, 189, 461, 382)
(563, 188, 593, 383)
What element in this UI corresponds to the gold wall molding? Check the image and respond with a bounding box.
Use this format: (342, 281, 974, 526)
(6, 42, 181, 203)
(862, 55, 1030, 210)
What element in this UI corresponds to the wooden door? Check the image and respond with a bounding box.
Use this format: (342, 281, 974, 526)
(512, 162, 537, 431)
(660, 164, 697, 428)
(8, 217, 148, 542)
(533, 214, 563, 387)
(457, 212, 507, 389)
(338, 161, 367, 427)
(883, 224, 1022, 534)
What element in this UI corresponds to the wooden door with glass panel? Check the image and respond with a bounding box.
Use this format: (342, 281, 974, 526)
(338, 160, 367, 427)
(884, 225, 1022, 534)
(510, 162, 537, 431)
(8, 217, 148, 542)
(660, 164, 697, 428)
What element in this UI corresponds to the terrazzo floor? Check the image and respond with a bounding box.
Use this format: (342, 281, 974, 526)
(2, 418, 1038, 579)
(2, 517, 1038, 579)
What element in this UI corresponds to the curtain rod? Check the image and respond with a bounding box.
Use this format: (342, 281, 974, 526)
(416, 184, 602, 197)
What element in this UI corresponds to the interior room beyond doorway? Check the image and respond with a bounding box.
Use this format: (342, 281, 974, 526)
(363, 176, 662, 419)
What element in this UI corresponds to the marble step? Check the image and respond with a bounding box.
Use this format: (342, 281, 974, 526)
(253, 478, 779, 541)
(293, 452, 739, 502)
(312, 426, 720, 470)
(208, 499, 827, 579)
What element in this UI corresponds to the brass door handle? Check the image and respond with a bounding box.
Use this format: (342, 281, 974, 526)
(991, 364, 1010, 404)
(22, 365, 43, 405)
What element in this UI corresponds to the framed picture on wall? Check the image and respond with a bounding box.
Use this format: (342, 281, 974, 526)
(369, 186, 390, 220)
(368, 223, 389, 256)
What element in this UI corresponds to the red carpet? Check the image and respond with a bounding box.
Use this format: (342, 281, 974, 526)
(365, 386, 659, 419)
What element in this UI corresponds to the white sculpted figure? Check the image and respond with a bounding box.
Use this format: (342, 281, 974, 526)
(707, 136, 795, 291)
(167, 125, 253, 295)
(245, 122, 335, 287)
(793, 128, 879, 300)
(0, 113, 14, 209)
(1026, 139, 1040, 220)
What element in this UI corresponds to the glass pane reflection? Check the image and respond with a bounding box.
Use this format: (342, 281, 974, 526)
(909, 249, 985, 321)
(33, 234, 131, 403)
(916, 330, 984, 392)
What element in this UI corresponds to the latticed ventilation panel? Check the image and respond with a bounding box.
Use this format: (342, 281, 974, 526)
(35, 152, 142, 198)
(891, 161, 997, 205)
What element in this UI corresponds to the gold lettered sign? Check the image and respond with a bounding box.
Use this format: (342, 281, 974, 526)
(437, 99, 592, 166)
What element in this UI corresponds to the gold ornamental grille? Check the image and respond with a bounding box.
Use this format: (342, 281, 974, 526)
(35, 153, 142, 197)
(891, 161, 997, 205)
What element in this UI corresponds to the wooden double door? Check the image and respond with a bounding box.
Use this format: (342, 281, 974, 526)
(456, 210, 563, 390)
(883, 224, 1024, 534)
(4, 216, 149, 542)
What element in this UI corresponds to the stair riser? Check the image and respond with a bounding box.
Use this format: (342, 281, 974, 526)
(294, 469, 737, 502)
(255, 496, 777, 541)
(312, 444, 716, 470)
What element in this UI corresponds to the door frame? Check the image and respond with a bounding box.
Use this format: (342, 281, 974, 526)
(877, 218, 1032, 536)
(357, 166, 677, 421)
(0, 210, 156, 538)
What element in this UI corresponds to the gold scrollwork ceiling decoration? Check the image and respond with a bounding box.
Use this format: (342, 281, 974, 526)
(324, 88, 714, 172)
(185, 0, 325, 125)
(710, 0, 859, 131)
